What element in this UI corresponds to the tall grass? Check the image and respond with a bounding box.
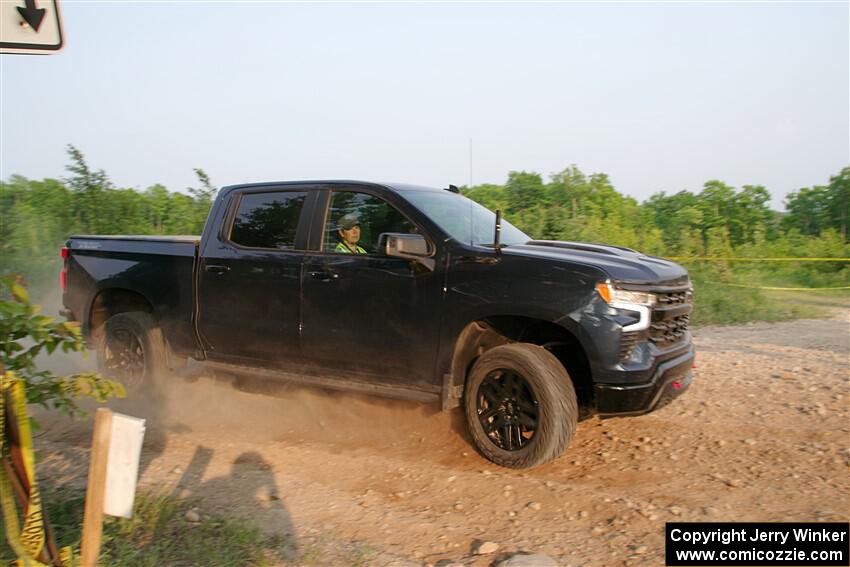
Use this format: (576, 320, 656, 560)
(2, 488, 294, 567)
(687, 262, 847, 326)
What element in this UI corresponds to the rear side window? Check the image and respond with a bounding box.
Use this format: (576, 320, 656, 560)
(229, 191, 307, 249)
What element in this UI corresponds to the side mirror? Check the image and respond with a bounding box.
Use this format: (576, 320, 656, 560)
(382, 233, 429, 258)
(380, 233, 435, 270)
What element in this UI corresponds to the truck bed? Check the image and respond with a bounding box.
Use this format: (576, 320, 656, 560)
(63, 234, 200, 358)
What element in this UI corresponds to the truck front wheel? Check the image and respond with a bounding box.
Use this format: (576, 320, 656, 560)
(464, 343, 577, 469)
(96, 312, 166, 393)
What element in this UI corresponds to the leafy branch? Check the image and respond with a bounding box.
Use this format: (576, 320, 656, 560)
(1, 275, 124, 417)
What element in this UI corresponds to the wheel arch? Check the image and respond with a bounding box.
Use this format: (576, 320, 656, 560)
(447, 315, 595, 416)
(87, 287, 154, 344)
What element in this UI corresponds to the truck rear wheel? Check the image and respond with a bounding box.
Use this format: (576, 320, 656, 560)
(464, 343, 577, 469)
(97, 312, 166, 393)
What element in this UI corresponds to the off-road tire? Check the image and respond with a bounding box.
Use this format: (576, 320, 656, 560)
(464, 343, 578, 469)
(96, 312, 167, 394)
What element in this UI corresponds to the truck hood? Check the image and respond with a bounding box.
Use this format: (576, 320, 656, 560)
(508, 240, 689, 285)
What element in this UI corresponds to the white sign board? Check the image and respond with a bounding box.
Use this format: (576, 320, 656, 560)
(103, 413, 146, 519)
(0, 0, 63, 55)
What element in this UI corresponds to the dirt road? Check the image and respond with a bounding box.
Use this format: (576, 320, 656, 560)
(36, 311, 849, 566)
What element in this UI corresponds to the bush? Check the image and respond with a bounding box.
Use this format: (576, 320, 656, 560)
(0, 275, 123, 416)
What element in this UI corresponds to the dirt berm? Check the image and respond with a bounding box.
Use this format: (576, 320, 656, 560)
(35, 310, 849, 566)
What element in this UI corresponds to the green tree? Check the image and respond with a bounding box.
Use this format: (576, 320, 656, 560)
(185, 168, 218, 232)
(144, 184, 172, 233)
(783, 186, 830, 236)
(505, 171, 545, 215)
(646, 190, 702, 250)
(187, 168, 218, 202)
(462, 183, 507, 212)
(64, 144, 114, 234)
(826, 167, 850, 241)
(697, 180, 736, 239)
(732, 185, 773, 245)
(546, 165, 587, 216)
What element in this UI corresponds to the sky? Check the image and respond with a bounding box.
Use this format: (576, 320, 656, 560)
(1, 1, 848, 210)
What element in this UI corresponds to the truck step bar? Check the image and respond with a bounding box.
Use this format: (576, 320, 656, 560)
(200, 360, 442, 405)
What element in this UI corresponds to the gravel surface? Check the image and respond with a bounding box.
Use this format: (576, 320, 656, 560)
(36, 310, 849, 566)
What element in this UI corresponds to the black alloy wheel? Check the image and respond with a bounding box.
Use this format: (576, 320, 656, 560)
(476, 369, 539, 451)
(103, 327, 147, 390)
(97, 312, 166, 394)
(464, 343, 577, 469)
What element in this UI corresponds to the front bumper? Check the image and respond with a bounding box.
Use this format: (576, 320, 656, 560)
(594, 344, 695, 416)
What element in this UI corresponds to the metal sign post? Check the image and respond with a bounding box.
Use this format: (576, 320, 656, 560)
(0, 0, 64, 54)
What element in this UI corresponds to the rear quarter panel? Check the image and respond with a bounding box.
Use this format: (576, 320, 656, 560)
(64, 236, 198, 355)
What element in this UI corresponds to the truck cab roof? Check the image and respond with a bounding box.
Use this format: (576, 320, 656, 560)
(218, 180, 448, 198)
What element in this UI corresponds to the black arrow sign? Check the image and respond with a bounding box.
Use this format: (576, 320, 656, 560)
(17, 0, 46, 33)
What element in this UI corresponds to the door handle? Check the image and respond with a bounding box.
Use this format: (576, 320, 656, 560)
(205, 265, 230, 274)
(309, 271, 339, 281)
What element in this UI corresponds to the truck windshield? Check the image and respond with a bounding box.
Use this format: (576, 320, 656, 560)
(404, 190, 530, 247)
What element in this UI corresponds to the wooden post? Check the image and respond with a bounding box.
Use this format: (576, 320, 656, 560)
(80, 408, 113, 567)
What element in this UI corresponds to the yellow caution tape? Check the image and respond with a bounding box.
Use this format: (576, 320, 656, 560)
(668, 257, 850, 262)
(703, 282, 850, 291)
(12, 377, 44, 561)
(1, 373, 75, 567)
(59, 547, 74, 567)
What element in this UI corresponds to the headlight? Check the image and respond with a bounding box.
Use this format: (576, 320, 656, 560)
(595, 281, 653, 333)
(595, 282, 656, 306)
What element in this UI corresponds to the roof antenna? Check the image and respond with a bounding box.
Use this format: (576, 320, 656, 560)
(446, 184, 459, 194)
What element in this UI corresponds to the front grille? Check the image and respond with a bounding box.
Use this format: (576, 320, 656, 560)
(616, 282, 693, 357)
(656, 290, 690, 305)
(649, 314, 690, 348)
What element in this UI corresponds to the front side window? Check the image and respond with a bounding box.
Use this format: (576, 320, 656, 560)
(229, 191, 307, 249)
(323, 191, 418, 255)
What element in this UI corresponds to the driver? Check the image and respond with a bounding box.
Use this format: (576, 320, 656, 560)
(335, 214, 368, 254)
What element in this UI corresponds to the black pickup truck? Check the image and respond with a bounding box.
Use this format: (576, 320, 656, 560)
(61, 180, 694, 468)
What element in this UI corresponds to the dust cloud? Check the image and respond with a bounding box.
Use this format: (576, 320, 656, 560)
(152, 368, 461, 450)
(28, 286, 466, 456)
(35, 357, 467, 458)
